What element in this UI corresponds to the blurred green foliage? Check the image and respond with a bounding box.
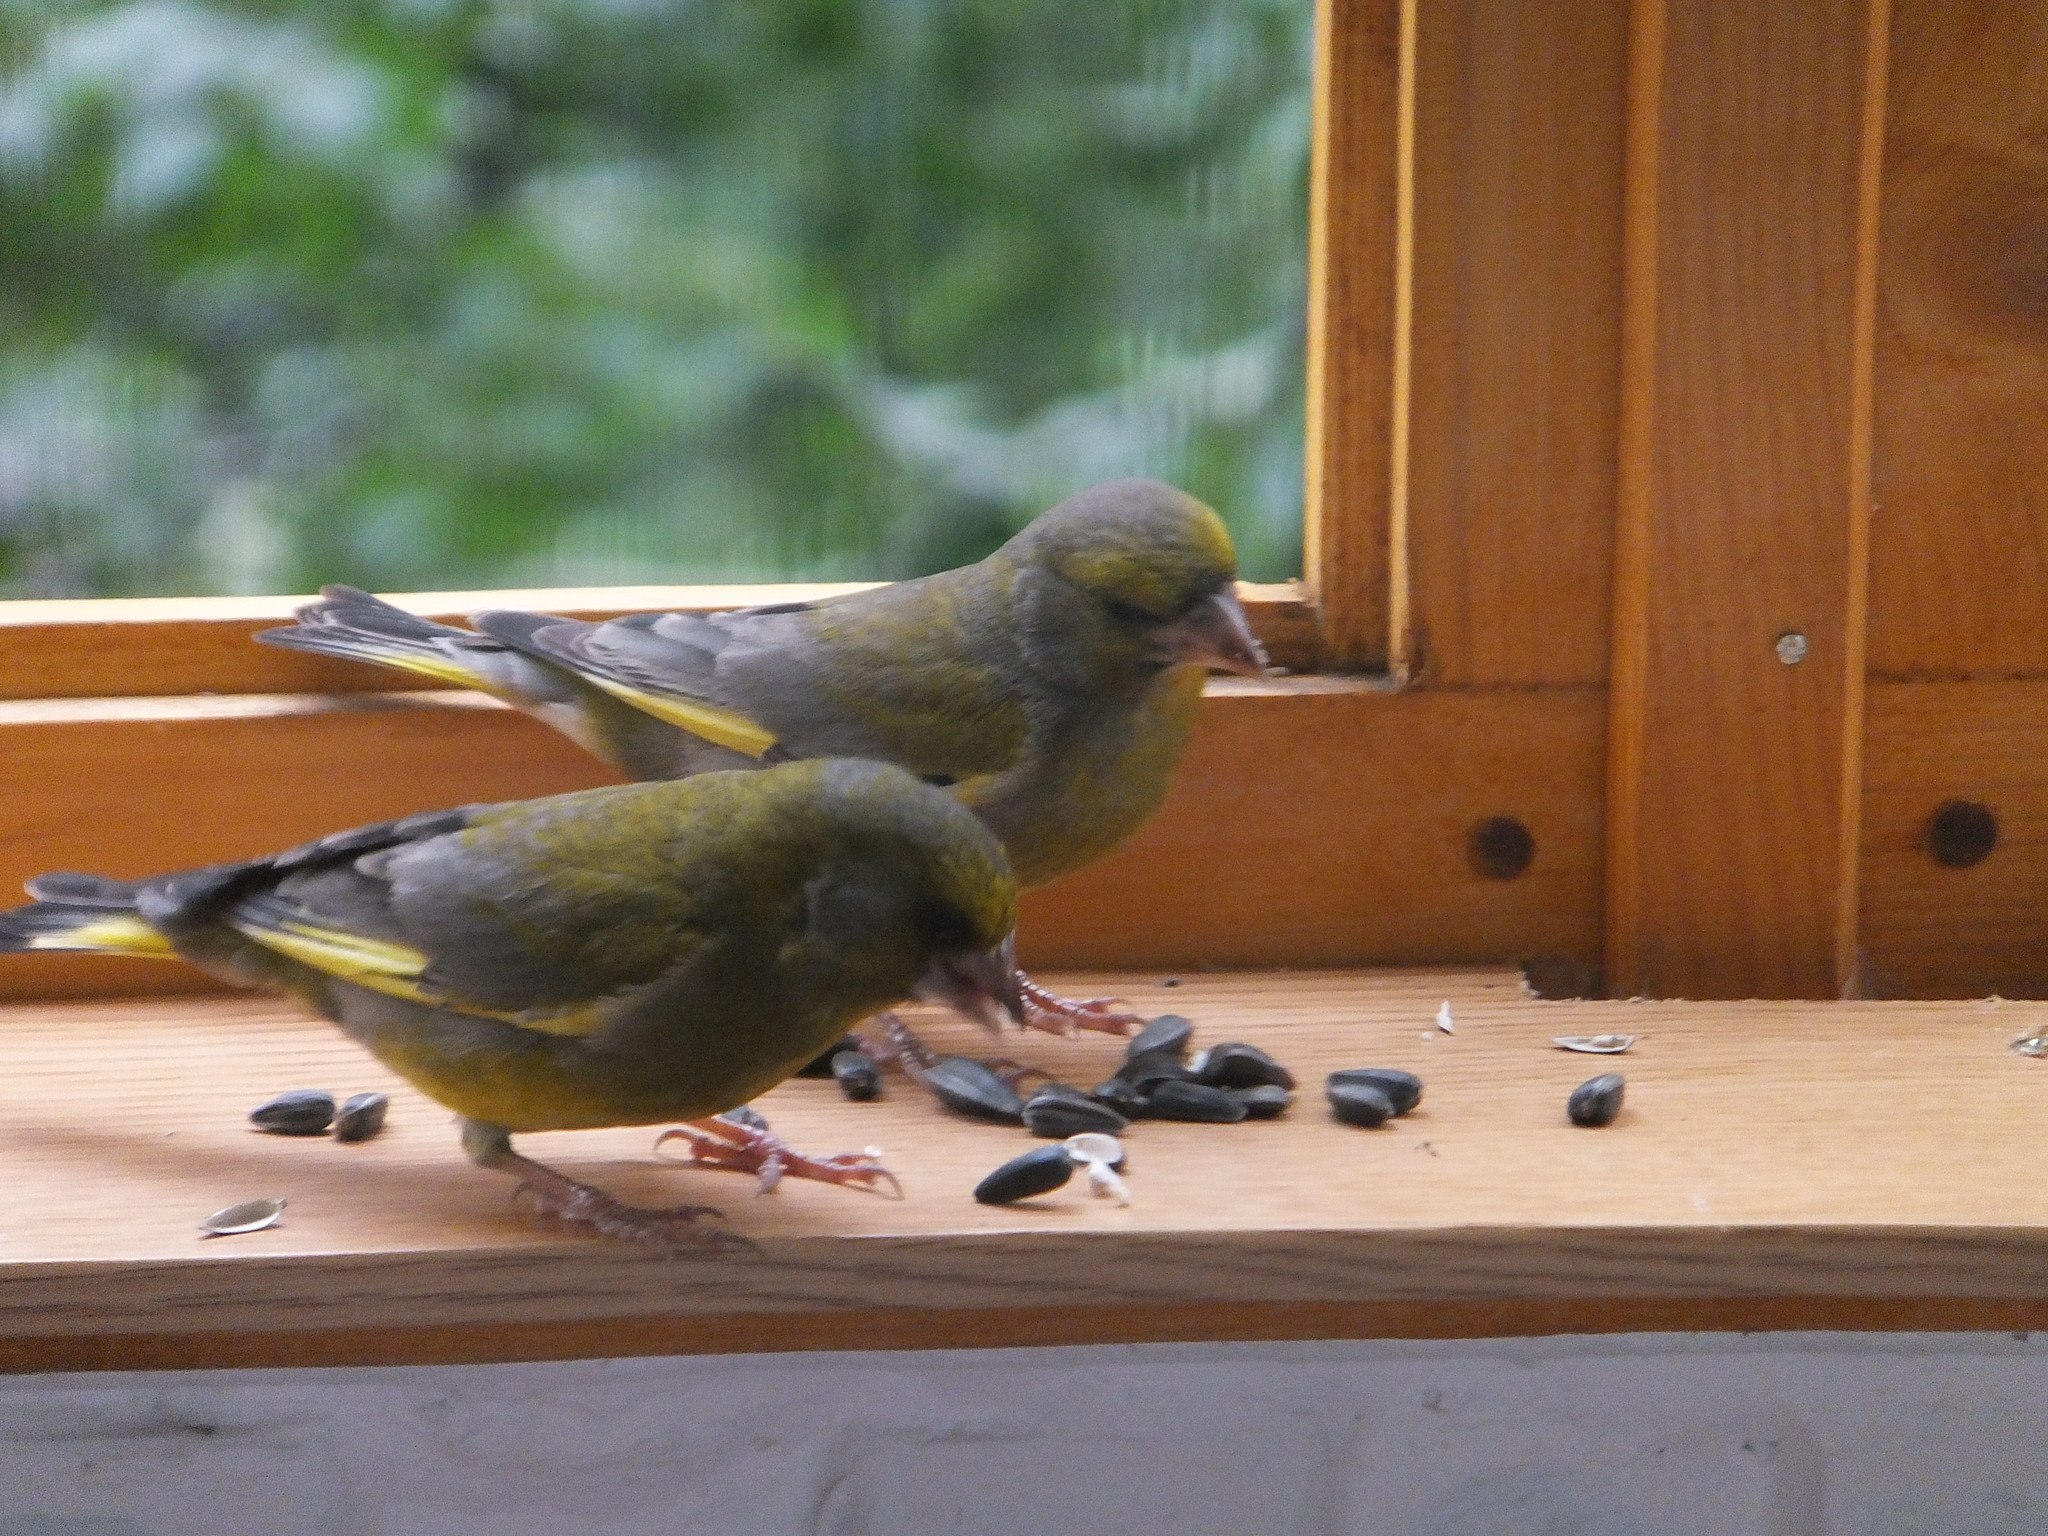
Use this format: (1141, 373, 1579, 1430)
(0, 0, 1309, 596)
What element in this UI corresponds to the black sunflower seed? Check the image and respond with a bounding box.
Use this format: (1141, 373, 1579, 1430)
(925, 1057, 1026, 1123)
(1021, 1085, 1130, 1138)
(1192, 1041, 1296, 1091)
(795, 1036, 863, 1078)
(831, 1049, 882, 1102)
(1124, 1014, 1195, 1062)
(1230, 1084, 1294, 1119)
(973, 1145, 1075, 1205)
(1326, 1068, 1423, 1116)
(332, 1091, 389, 1143)
(1116, 1049, 1197, 1091)
(249, 1089, 335, 1136)
(1327, 1080, 1396, 1128)
(1140, 1079, 1248, 1123)
(1568, 1073, 1625, 1127)
(1090, 1078, 1153, 1118)
(718, 1103, 770, 1132)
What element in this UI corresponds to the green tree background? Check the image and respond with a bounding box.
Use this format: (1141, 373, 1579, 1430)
(0, 0, 1310, 597)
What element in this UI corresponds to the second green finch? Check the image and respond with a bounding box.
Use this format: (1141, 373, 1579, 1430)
(258, 478, 1267, 1031)
(0, 759, 1021, 1247)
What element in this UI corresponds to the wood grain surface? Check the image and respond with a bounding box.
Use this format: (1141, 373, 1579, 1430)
(1870, 0, 2048, 679)
(1305, 0, 1403, 672)
(1404, 0, 1628, 688)
(0, 583, 1322, 699)
(0, 680, 1607, 999)
(1604, 0, 1890, 998)
(6, 966, 2048, 1372)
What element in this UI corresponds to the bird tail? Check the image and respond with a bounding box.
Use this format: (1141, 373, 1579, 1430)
(254, 585, 496, 691)
(0, 874, 174, 958)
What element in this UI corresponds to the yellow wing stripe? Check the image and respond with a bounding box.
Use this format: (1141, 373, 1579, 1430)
(235, 916, 610, 1036)
(239, 918, 432, 980)
(584, 677, 778, 758)
(28, 915, 175, 958)
(364, 651, 490, 689)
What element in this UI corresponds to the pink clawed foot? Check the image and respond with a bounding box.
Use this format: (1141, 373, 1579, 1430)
(1019, 975, 1144, 1037)
(653, 1118, 903, 1199)
(477, 1143, 754, 1254)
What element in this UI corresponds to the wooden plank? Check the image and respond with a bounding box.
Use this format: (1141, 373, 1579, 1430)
(0, 681, 1606, 998)
(1403, 0, 1629, 687)
(1869, 0, 2048, 679)
(0, 584, 1321, 700)
(1304, 0, 1403, 671)
(1604, 0, 1890, 998)
(8, 969, 2048, 1369)
(1861, 677, 2048, 997)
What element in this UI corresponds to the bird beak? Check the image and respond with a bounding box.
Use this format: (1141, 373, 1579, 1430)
(1162, 589, 1269, 676)
(914, 934, 1025, 1033)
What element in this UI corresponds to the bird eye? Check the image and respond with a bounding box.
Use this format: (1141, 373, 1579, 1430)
(1102, 597, 1152, 626)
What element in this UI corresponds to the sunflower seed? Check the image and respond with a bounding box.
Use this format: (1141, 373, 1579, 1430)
(1435, 1001, 1456, 1034)
(831, 1049, 882, 1102)
(1327, 1079, 1396, 1128)
(249, 1089, 335, 1136)
(925, 1057, 1026, 1123)
(1116, 1049, 1197, 1091)
(1021, 1084, 1129, 1138)
(332, 1091, 388, 1143)
(1125, 1013, 1195, 1061)
(1552, 1033, 1638, 1055)
(1326, 1068, 1423, 1115)
(1568, 1073, 1625, 1127)
(1191, 1041, 1296, 1091)
(1090, 1078, 1153, 1117)
(200, 1197, 286, 1237)
(718, 1103, 770, 1132)
(1230, 1083, 1294, 1119)
(2011, 1033, 2048, 1059)
(973, 1145, 1074, 1205)
(1140, 1079, 1248, 1123)
(795, 1036, 863, 1078)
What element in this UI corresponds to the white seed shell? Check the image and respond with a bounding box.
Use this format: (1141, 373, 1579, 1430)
(2011, 1033, 2048, 1059)
(1435, 1001, 1455, 1034)
(1552, 1033, 1639, 1055)
(200, 1197, 285, 1237)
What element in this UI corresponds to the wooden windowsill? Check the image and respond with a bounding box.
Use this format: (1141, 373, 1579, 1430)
(5, 966, 2048, 1373)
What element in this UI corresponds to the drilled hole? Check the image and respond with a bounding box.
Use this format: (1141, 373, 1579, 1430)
(1468, 816, 1536, 880)
(1927, 800, 1998, 869)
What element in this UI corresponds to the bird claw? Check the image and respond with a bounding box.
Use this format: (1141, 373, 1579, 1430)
(653, 1120, 904, 1200)
(509, 1179, 755, 1256)
(1019, 977, 1144, 1037)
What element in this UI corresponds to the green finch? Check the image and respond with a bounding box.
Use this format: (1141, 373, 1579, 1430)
(0, 759, 1021, 1247)
(257, 478, 1267, 1032)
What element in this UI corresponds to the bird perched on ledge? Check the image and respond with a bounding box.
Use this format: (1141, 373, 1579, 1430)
(0, 759, 1020, 1248)
(256, 478, 1268, 1034)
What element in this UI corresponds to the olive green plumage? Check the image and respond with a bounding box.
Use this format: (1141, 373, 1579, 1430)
(258, 478, 1266, 888)
(0, 760, 1017, 1137)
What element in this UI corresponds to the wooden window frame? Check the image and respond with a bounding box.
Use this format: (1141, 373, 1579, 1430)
(1, 0, 2042, 1007)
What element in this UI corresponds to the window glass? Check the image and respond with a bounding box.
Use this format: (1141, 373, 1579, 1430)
(0, 0, 1309, 597)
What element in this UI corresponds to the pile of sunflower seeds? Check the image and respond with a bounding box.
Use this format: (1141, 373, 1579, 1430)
(248, 1088, 390, 1143)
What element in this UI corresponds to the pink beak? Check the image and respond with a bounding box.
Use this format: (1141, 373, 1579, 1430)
(1163, 589, 1269, 676)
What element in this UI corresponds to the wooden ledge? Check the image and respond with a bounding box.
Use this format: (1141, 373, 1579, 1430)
(5, 967, 2048, 1372)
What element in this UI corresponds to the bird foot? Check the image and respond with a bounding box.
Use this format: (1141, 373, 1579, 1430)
(653, 1118, 903, 1199)
(1019, 975, 1143, 1037)
(506, 1173, 754, 1255)
(859, 1011, 939, 1073)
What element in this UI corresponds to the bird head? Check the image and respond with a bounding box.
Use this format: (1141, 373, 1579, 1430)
(806, 762, 1023, 1031)
(1012, 479, 1269, 683)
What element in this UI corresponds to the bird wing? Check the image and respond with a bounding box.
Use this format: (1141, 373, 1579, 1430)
(477, 578, 1031, 786)
(194, 789, 726, 1038)
(472, 609, 782, 759)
